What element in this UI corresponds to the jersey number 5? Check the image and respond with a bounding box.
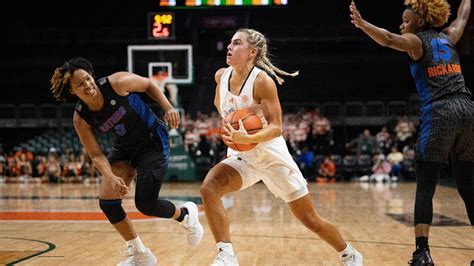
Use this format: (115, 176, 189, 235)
(431, 38, 451, 62)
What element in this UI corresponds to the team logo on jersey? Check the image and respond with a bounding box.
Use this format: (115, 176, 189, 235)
(110, 100, 116, 106)
(76, 103, 82, 111)
(98, 78, 107, 85)
(228, 98, 235, 105)
(241, 95, 249, 104)
(223, 107, 236, 118)
(99, 106, 126, 133)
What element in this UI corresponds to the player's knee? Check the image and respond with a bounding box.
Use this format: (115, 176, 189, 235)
(135, 198, 155, 216)
(200, 182, 220, 199)
(99, 199, 126, 224)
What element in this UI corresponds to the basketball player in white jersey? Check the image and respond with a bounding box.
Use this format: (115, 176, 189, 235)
(200, 28, 363, 266)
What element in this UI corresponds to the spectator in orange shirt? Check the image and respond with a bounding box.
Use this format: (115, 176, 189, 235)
(317, 155, 336, 183)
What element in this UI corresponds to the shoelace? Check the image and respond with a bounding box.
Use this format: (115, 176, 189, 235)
(118, 249, 151, 265)
(408, 250, 424, 264)
(340, 253, 354, 262)
(182, 217, 199, 233)
(213, 252, 233, 264)
(120, 249, 133, 258)
(183, 223, 199, 233)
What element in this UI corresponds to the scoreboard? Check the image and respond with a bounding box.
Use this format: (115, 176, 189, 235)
(148, 12, 175, 40)
(159, 0, 287, 7)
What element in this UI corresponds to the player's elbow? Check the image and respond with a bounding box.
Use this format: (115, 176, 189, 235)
(89, 153, 105, 164)
(380, 35, 394, 47)
(271, 125, 282, 137)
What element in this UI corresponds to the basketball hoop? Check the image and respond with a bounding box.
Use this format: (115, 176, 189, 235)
(151, 71, 169, 91)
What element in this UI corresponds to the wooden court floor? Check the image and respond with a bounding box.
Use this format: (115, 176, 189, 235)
(0, 181, 472, 265)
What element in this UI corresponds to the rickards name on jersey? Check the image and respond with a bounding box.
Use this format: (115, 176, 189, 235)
(427, 63, 462, 78)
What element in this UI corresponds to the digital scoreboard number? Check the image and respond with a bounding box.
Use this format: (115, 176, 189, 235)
(148, 12, 175, 40)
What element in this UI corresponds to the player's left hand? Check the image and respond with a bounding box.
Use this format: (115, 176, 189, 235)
(349, 1, 366, 29)
(164, 108, 180, 129)
(222, 119, 250, 144)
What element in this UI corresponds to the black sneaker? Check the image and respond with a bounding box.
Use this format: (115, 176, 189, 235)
(408, 248, 434, 266)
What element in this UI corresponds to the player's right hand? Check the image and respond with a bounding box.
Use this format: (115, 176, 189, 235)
(111, 176, 129, 198)
(164, 108, 180, 129)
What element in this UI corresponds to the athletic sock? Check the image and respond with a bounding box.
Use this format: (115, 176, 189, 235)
(176, 207, 188, 222)
(416, 236, 429, 250)
(339, 242, 354, 256)
(217, 242, 235, 256)
(127, 236, 147, 253)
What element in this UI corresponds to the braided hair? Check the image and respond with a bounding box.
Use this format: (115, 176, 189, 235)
(404, 0, 451, 27)
(237, 28, 299, 85)
(50, 57, 94, 102)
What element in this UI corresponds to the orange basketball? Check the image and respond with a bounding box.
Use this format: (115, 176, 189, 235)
(220, 109, 263, 151)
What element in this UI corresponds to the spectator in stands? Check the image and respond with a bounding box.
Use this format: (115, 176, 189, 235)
(45, 152, 61, 183)
(195, 112, 211, 136)
(387, 146, 404, 181)
(79, 148, 98, 184)
(359, 154, 392, 183)
(15, 145, 34, 162)
(346, 129, 377, 156)
(294, 123, 308, 145)
(401, 147, 416, 180)
(317, 155, 336, 183)
(183, 128, 199, 154)
(297, 145, 315, 181)
(197, 134, 212, 159)
(350, 0, 473, 263)
(311, 116, 334, 155)
(394, 118, 416, 151)
(385, 112, 400, 135)
(375, 126, 392, 155)
(50, 56, 202, 264)
(5, 151, 17, 181)
(16, 153, 32, 183)
(61, 152, 82, 183)
(31, 154, 45, 184)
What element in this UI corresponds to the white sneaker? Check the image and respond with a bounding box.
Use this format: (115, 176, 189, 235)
(211, 250, 239, 266)
(117, 248, 157, 266)
(340, 247, 363, 266)
(181, 201, 204, 246)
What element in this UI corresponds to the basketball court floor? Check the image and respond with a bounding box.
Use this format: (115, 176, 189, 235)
(1, 181, 472, 265)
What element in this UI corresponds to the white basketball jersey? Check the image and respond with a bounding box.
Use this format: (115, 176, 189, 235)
(219, 66, 267, 127)
(218, 66, 301, 174)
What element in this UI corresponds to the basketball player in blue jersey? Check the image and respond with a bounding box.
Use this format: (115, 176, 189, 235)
(200, 28, 363, 266)
(350, 0, 473, 264)
(50, 57, 203, 265)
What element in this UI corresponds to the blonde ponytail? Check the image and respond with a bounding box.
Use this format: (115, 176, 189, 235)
(238, 28, 299, 85)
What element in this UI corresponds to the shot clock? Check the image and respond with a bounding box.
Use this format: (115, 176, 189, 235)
(148, 12, 175, 40)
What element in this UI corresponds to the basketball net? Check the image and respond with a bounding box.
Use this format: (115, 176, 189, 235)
(151, 71, 169, 92)
(151, 71, 179, 107)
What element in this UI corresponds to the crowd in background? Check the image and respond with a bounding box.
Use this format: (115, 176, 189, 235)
(0, 108, 417, 184)
(0, 146, 98, 184)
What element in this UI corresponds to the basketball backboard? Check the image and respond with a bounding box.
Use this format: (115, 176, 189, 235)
(127, 45, 193, 84)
